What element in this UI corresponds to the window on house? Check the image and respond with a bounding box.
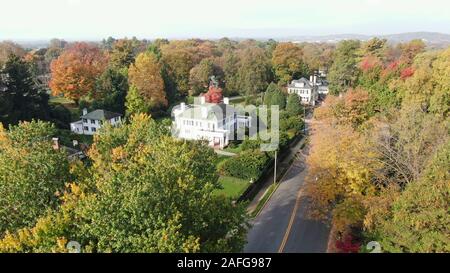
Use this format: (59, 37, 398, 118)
(83, 118, 87, 123)
(83, 126, 89, 131)
(90, 119, 95, 124)
(91, 127, 96, 132)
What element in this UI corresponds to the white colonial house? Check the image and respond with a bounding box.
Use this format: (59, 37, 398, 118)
(287, 76, 319, 105)
(172, 97, 251, 149)
(70, 108, 122, 135)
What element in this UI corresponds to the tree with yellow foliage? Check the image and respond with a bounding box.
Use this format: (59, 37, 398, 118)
(0, 121, 70, 236)
(0, 114, 248, 253)
(127, 52, 167, 114)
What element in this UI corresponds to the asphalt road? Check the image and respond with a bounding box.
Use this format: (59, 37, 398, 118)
(244, 146, 331, 253)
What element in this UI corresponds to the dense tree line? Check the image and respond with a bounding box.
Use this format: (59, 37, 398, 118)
(306, 38, 449, 253)
(1, 36, 447, 253)
(2, 38, 334, 125)
(0, 115, 248, 252)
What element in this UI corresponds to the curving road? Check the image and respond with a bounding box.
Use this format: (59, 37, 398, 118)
(244, 120, 330, 253)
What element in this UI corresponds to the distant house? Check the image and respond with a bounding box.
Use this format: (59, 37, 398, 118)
(70, 108, 122, 135)
(52, 137, 86, 161)
(172, 96, 251, 149)
(316, 78, 329, 97)
(287, 76, 319, 105)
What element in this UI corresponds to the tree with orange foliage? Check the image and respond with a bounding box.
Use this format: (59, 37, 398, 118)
(49, 43, 107, 104)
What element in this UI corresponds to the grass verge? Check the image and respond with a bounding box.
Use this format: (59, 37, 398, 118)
(250, 182, 280, 218)
(215, 176, 250, 199)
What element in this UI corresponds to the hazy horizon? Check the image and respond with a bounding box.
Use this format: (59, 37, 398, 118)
(1, 0, 450, 41)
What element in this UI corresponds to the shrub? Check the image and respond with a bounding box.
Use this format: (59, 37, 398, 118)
(219, 150, 269, 180)
(280, 115, 303, 133)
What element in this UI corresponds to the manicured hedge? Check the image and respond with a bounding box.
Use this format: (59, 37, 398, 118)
(219, 150, 270, 180)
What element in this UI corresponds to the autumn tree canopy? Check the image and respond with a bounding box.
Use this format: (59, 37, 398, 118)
(0, 121, 70, 235)
(49, 42, 107, 104)
(0, 114, 248, 253)
(272, 43, 309, 84)
(127, 52, 167, 113)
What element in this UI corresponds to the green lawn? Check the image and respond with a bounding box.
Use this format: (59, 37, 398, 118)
(215, 176, 250, 199)
(223, 144, 242, 154)
(214, 154, 229, 167)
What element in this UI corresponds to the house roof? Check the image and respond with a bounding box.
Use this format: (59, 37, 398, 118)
(178, 103, 236, 121)
(287, 77, 313, 89)
(81, 109, 122, 120)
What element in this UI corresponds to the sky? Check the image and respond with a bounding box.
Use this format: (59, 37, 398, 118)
(1, 0, 449, 40)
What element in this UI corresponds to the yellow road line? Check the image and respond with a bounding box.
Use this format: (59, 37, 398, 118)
(278, 178, 304, 253)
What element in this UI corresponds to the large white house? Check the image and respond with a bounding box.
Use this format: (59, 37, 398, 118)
(287, 76, 319, 106)
(172, 97, 251, 149)
(70, 109, 122, 135)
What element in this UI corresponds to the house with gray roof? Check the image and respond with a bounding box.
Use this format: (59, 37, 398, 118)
(172, 96, 251, 149)
(287, 76, 319, 105)
(70, 108, 122, 135)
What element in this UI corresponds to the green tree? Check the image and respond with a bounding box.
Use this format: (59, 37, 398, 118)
(264, 82, 286, 109)
(359, 38, 388, 59)
(366, 140, 450, 253)
(0, 121, 70, 235)
(0, 114, 248, 253)
(286, 93, 303, 116)
(272, 43, 309, 84)
(160, 40, 202, 96)
(125, 85, 148, 117)
(109, 39, 137, 69)
(0, 55, 51, 126)
(189, 58, 223, 96)
(238, 47, 271, 96)
(328, 40, 361, 95)
(92, 67, 129, 114)
(221, 50, 241, 95)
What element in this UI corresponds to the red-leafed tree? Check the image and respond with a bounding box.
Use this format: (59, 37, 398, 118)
(400, 67, 415, 79)
(335, 235, 361, 253)
(202, 84, 223, 104)
(50, 42, 107, 104)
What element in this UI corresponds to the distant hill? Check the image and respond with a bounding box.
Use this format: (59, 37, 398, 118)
(9, 32, 450, 49)
(282, 32, 450, 47)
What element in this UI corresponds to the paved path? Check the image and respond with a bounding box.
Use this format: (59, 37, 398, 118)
(214, 149, 237, 156)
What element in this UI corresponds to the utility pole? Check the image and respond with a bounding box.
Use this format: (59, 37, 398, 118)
(304, 106, 306, 135)
(273, 150, 277, 185)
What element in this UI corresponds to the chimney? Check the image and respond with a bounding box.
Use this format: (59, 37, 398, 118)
(201, 106, 208, 118)
(200, 96, 206, 105)
(52, 137, 60, 150)
(313, 75, 317, 85)
(82, 108, 88, 115)
(180, 102, 186, 111)
(223, 97, 229, 105)
(309, 75, 313, 83)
